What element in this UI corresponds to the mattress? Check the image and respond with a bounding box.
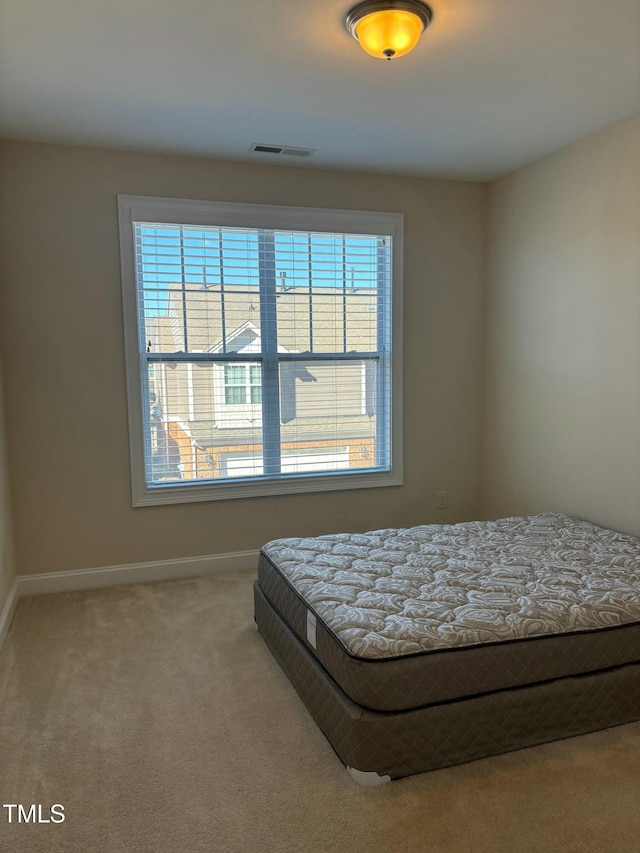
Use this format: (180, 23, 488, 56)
(254, 581, 640, 782)
(258, 513, 640, 711)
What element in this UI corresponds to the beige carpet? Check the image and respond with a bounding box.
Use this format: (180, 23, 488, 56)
(1, 570, 640, 853)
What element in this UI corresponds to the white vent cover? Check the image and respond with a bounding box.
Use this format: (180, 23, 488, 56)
(250, 143, 315, 157)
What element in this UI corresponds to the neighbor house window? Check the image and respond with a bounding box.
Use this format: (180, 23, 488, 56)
(224, 364, 262, 405)
(118, 195, 403, 505)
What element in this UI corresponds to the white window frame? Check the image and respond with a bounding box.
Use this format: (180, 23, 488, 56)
(118, 195, 404, 506)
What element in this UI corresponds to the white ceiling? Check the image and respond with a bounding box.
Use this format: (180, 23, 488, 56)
(1, 0, 639, 180)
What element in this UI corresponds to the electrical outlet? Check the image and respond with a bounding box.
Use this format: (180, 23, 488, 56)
(436, 491, 448, 510)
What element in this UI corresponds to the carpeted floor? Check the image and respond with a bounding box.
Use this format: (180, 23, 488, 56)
(1, 569, 640, 853)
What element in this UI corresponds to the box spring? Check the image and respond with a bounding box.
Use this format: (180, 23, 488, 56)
(254, 582, 640, 781)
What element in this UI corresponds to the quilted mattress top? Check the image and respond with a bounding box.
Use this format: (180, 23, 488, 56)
(261, 513, 640, 660)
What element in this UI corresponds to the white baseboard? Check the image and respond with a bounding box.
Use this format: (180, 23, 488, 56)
(0, 580, 18, 651)
(16, 549, 261, 597)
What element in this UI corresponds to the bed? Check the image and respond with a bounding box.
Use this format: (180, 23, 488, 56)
(254, 513, 640, 784)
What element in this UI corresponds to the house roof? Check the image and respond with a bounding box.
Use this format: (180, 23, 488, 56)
(146, 285, 379, 356)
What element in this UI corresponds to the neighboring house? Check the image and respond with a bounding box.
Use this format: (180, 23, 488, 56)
(146, 284, 379, 482)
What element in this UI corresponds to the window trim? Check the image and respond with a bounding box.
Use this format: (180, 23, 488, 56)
(118, 194, 404, 506)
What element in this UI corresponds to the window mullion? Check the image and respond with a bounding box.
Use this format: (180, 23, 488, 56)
(258, 230, 281, 476)
(179, 228, 189, 352)
(307, 234, 314, 353)
(219, 228, 227, 355)
(342, 235, 347, 353)
(376, 237, 390, 469)
(139, 349, 154, 485)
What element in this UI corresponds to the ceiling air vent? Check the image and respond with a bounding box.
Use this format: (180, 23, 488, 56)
(250, 143, 315, 158)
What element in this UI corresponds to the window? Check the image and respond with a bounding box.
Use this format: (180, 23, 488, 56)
(224, 364, 262, 405)
(118, 196, 403, 505)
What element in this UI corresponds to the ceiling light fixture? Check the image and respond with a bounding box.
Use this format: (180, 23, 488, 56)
(345, 0, 433, 60)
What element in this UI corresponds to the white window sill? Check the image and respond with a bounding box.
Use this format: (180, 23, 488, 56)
(132, 468, 403, 506)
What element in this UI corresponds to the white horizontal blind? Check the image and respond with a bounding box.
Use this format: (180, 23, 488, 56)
(131, 218, 393, 491)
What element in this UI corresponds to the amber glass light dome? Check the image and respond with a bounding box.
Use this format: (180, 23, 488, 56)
(355, 10, 423, 59)
(346, 1, 433, 60)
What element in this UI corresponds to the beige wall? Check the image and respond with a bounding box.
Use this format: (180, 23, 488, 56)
(0, 141, 486, 575)
(0, 351, 16, 610)
(482, 113, 640, 535)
